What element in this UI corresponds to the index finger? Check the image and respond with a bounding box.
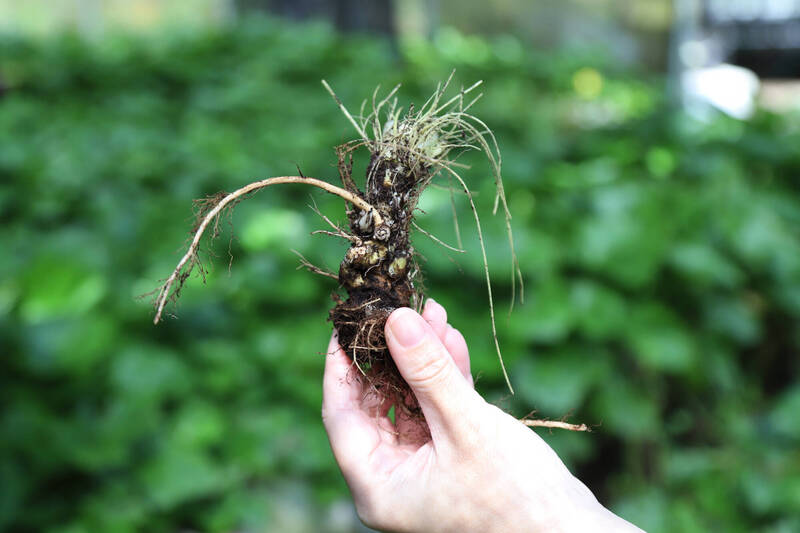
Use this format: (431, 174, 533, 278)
(321, 331, 382, 484)
(322, 331, 362, 412)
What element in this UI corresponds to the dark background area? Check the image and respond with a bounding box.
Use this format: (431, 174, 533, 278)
(1, 1, 799, 532)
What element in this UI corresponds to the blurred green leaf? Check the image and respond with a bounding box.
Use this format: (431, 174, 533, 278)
(770, 386, 800, 440)
(20, 259, 107, 323)
(111, 346, 191, 400)
(141, 443, 232, 509)
(507, 280, 572, 343)
(625, 303, 696, 374)
(1, 14, 799, 533)
(515, 346, 608, 414)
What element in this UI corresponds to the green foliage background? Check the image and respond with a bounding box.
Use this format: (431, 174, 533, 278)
(1, 16, 799, 533)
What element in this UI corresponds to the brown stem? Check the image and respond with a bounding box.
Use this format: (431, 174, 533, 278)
(153, 176, 381, 324)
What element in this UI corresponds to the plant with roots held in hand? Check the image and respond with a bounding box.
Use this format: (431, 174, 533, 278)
(153, 75, 586, 429)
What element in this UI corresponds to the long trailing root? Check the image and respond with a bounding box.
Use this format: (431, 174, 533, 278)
(444, 165, 514, 394)
(153, 176, 382, 324)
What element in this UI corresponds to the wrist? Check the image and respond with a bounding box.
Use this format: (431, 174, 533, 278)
(477, 475, 598, 533)
(541, 476, 642, 533)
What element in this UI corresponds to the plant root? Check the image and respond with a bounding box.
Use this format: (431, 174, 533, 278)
(291, 250, 338, 280)
(153, 78, 528, 423)
(323, 76, 523, 405)
(521, 413, 591, 433)
(153, 176, 381, 324)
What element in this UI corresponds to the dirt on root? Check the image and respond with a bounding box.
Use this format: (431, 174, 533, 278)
(329, 141, 431, 415)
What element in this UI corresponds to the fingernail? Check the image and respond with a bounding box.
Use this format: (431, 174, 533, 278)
(389, 308, 426, 347)
(425, 298, 436, 310)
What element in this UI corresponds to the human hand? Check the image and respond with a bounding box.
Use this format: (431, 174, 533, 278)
(322, 300, 643, 533)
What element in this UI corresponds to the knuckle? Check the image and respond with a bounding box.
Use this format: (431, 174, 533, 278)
(406, 346, 452, 388)
(320, 401, 335, 426)
(449, 402, 496, 457)
(452, 415, 485, 457)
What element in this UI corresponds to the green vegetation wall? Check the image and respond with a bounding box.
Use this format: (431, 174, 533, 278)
(1, 17, 799, 533)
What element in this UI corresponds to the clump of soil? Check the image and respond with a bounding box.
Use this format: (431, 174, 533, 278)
(153, 75, 521, 415)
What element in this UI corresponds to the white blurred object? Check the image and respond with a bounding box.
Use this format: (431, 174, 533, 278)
(682, 63, 761, 119)
(760, 80, 800, 112)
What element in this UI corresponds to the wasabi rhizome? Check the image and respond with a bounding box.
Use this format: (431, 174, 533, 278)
(153, 75, 522, 416)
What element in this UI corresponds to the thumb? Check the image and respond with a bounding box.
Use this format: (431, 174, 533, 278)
(385, 307, 479, 440)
